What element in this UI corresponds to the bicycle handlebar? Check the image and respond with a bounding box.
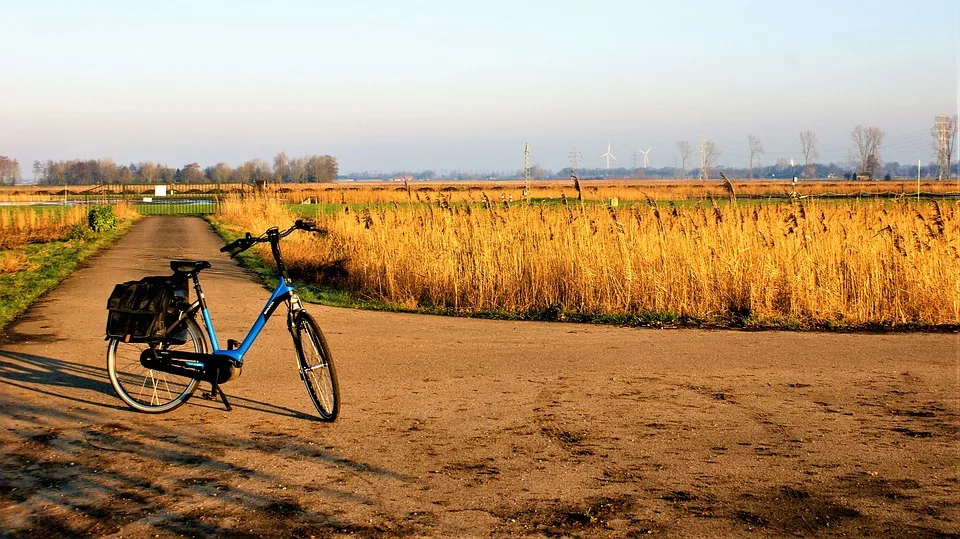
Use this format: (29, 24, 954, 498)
(220, 219, 323, 257)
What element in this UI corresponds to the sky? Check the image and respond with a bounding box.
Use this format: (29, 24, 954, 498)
(2, 0, 958, 176)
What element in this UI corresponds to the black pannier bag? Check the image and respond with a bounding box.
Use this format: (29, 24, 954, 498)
(106, 275, 188, 343)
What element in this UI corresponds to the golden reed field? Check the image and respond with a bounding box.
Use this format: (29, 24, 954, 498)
(272, 178, 960, 205)
(214, 183, 960, 329)
(0, 203, 139, 248)
(0, 203, 138, 272)
(2, 178, 958, 204)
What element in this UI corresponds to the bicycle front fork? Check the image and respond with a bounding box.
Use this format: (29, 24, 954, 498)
(286, 294, 304, 326)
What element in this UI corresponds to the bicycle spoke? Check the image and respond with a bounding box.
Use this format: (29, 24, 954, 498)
(137, 371, 152, 403)
(294, 312, 339, 421)
(108, 318, 203, 413)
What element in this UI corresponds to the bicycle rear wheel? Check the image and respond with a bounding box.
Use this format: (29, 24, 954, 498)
(292, 311, 340, 422)
(107, 317, 205, 413)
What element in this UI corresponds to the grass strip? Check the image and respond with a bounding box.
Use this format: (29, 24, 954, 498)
(0, 220, 136, 332)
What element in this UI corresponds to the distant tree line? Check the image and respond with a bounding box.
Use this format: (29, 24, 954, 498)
(354, 159, 956, 182)
(31, 153, 337, 186)
(351, 123, 952, 181)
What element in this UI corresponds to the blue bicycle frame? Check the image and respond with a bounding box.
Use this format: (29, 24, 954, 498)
(192, 275, 297, 366)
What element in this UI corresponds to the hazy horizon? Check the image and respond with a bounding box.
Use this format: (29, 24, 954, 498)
(3, 0, 958, 176)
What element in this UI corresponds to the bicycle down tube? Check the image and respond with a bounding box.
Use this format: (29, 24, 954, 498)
(196, 276, 294, 364)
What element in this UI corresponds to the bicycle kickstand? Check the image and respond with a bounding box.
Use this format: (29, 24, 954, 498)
(202, 381, 232, 412)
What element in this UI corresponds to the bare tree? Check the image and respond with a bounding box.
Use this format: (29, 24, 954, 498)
(0, 156, 20, 185)
(33, 160, 44, 183)
(233, 162, 254, 183)
(179, 162, 205, 184)
(850, 125, 884, 179)
(117, 166, 133, 184)
(290, 157, 309, 183)
(676, 141, 692, 179)
(273, 151, 290, 182)
(307, 155, 338, 182)
(931, 114, 958, 181)
(799, 130, 819, 178)
(158, 166, 175, 183)
(747, 135, 764, 179)
(209, 162, 233, 183)
(702, 140, 721, 180)
(96, 158, 119, 184)
(137, 161, 160, 183)
(251, 159, 272, 183)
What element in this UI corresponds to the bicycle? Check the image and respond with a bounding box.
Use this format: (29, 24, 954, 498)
(105, 219, 340, 421)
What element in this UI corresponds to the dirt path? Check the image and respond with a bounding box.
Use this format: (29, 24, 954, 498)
(0, 216, 957, 537)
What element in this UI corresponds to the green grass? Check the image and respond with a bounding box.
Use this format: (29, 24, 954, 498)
(0, 204, 76, 217)
(0, 220, 136, 332)
(135, 202, 215, 215)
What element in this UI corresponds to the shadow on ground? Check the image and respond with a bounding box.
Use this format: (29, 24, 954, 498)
(0, 348, 415, 536)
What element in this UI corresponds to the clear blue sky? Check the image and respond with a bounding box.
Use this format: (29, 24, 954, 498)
(2, 0, 958, 175)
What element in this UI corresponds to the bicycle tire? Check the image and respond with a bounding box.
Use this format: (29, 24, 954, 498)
(107, 317, 205, 413)
(292, 311, 340, 422)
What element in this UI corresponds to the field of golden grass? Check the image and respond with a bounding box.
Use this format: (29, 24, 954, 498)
(0, 206, 88, 251)
(3, 178, 958, 204)
(214, 190, 959, 329)
(276, 178, 960, 205)
(0, 203, 138, 251)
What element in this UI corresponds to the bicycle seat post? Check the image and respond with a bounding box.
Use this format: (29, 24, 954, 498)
(190, 272, 206, 308)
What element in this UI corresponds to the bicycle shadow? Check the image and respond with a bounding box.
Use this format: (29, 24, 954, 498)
(0, 349, 324, 421)
(0, 349, 123, 410)
(1, 348, 418, 536)
(1, 389, 416, 537)
(183, 391, 318, 421)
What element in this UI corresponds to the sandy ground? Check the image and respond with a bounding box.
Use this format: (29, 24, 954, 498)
(0, 216, 957, 538)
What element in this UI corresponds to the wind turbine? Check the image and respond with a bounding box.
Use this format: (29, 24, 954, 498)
(639, 147, 652, 168)
(601, 141, 617, 172)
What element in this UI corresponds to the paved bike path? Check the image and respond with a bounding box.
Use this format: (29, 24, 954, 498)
(0, 216, 957, 537)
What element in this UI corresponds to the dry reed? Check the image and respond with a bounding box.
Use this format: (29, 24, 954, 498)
(216, 194, 959, 328)
(0, 202, 138, 249)
(273, 179, 960, 206)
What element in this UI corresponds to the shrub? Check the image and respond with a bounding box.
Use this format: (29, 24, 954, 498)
(87, 205, 116, 232)
(67, 223, 89, 241)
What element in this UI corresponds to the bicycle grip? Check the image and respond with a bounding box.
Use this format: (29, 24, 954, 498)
(221, 233, 254, 253)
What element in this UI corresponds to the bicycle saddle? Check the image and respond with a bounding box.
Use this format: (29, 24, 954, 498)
(170, 260, 211, 274)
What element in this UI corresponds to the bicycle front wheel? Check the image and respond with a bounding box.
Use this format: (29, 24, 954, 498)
(292, 311, 340, 422)
(107, 317, 206, 413)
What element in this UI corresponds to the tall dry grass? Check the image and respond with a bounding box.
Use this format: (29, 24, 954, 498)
(216, 195, 960, 328)
(274, 179, 960, 206)
(4, 178, 955, 204)
(0, 203, 139, 249)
